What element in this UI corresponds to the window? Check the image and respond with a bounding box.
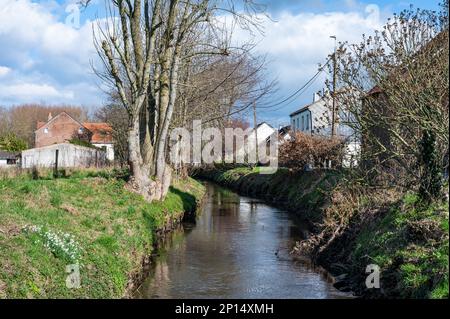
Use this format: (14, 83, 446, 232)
(78, 127, 83, 134)
(301, 116, 304, 131)
(44, 128, 49, 134)
(306, 113, 310, 130)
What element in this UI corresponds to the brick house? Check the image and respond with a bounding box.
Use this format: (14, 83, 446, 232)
(35, 112, 114, 161)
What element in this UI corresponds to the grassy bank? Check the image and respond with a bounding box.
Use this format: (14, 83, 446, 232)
(0, 170, 205, 298)
(318, 190, 449, 299)
(194, 166, 448, 298)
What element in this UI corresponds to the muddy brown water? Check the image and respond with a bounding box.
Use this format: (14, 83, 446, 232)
(133, 182, 352, 299)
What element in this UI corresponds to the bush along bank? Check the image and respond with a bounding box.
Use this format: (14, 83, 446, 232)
(193, 166, 449, 298)
(0, 170, 205, 298)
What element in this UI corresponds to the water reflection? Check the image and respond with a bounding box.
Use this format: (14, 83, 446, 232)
(134, 182, 350, 299)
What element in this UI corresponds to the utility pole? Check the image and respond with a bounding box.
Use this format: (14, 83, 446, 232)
(253, 101, 259, 164)
(330, 35, 337, 138)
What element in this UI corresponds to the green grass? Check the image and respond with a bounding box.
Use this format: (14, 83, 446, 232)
(352, 192, 449, 298)
(0, 172, 205, 298)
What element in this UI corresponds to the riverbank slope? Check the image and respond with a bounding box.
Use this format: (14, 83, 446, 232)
(194, 166, 449, 298)
(0, 170, 205, 298)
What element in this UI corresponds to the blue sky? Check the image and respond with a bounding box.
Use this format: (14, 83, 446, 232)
(0, 0, 442, 125)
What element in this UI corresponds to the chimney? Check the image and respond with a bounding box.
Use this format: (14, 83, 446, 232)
(48, 112, 52, 121)
(313, 92, 321, 103)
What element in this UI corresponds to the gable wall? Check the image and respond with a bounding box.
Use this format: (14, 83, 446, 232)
(35, 113, 84, 148)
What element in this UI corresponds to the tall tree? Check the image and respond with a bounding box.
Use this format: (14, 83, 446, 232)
(94, 0, 264, 201)
(332, 4, 449, 196)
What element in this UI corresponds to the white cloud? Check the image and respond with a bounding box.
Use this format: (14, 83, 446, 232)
(224, 5, 385, 125)
(0, 0, 101, 106)
(0, 83, 74, 100)
(0, 66, 11, 77)
(0, 0, 386, 121)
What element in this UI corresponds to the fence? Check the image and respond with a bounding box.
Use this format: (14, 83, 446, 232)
(21, 143, 107, 169)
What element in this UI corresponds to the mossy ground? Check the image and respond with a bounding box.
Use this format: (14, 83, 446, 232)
(0, 170, 205, 298)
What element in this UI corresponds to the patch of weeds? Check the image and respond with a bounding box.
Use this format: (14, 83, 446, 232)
(19, 183, 34, 194)
(403, 192, 419, 206)
(400, 263, 428, 290)
(431, 276, 449, 299)
(81, 218, 94, 228)
(95, 235, 119, 252)
(50, 192, 62, 207)
(126, 206, 136, 216)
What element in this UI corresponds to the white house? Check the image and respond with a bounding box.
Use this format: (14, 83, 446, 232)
(289, 91, 361, 167)
(290, 93, 332, 136)
(229, 122, 277, 164)
(247, 122, 277, 147)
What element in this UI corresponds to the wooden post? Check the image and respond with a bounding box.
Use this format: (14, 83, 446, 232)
(253, 101, 259, 165)
(54, 149, 59, 178)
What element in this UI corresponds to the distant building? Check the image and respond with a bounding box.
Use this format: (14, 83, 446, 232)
(35, 112, 114, 161)
(289, 91, 361, 168)
(0, 150, 19, 167)
(228, 122, 277, 164)
(290, 93, 331, 136)
(247, 122, 277, 147)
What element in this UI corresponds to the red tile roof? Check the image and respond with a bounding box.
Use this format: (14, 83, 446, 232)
(83, 122, 113, 144)
(36, 121, 46, 129)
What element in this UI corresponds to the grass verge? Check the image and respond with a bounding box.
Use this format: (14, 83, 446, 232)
(0, 171, 205, 298)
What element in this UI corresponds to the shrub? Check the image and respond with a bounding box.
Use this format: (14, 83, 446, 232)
(279, 131, 345, 171)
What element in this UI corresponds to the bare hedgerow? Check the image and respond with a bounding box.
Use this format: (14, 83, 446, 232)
(279, 131, 345, 171)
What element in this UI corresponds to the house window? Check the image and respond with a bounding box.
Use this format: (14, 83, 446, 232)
(301, 115, 304, 131)
(306, 113, 310, 130)
(44, 128, 49, 134)
(78, 127, 83, 134)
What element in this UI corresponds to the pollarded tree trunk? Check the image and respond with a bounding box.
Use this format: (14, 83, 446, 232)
(153, 45, 182, 199)
(126, 114, 157, 202)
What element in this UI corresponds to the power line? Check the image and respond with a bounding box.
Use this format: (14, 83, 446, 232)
(201, 56, 332, 124)
(255, 56, 332, 110)
(265, 70, 324, 112)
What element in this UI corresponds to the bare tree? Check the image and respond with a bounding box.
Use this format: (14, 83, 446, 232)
(332, 3, 449, 199)
(95, 98, 129, 167)
(93, 0, 266, 201)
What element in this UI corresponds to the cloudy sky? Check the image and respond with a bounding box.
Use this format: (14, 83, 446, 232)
(0, 0, 441, 124)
